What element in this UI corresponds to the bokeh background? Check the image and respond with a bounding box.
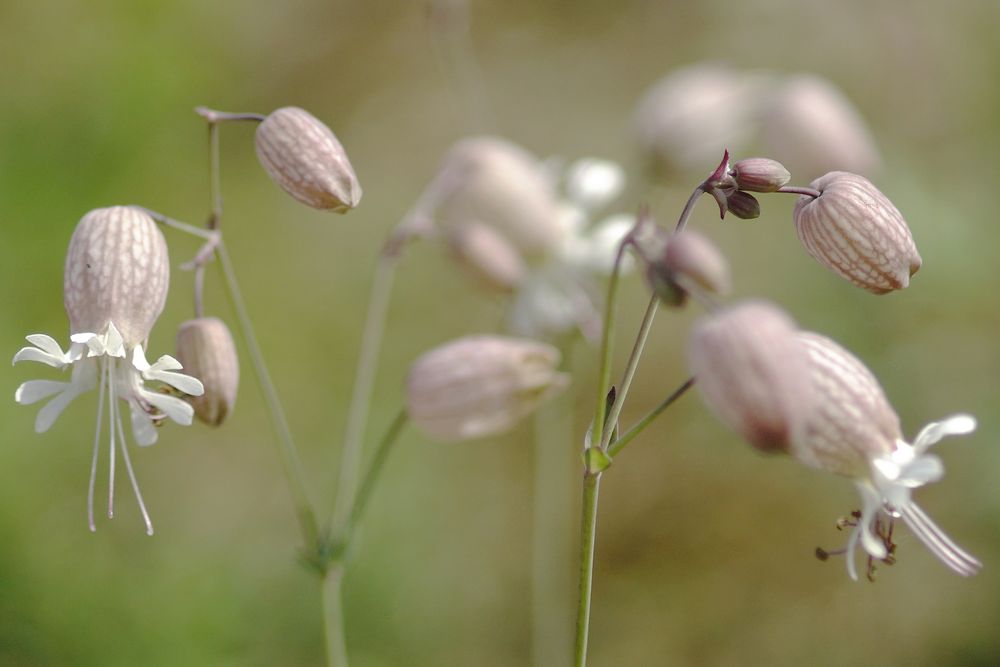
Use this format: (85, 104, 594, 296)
(2, 1, 998, 665)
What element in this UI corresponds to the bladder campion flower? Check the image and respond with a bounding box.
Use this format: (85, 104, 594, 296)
(13, 206, 204, 535)
(793, 332, 979, 580)
(406, 335, 570, 442)
(175, 317, 239, 426)
(793, 171, 921, 294)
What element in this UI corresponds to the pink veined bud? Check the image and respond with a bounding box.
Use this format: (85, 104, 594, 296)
(63, 206, 169, 346)
(725, 191, 761, 220)
(687, 300, 812, 453)
(448, 221, 528, 291)
(645, 230, 731, 306)
(760, 74, 881, 179)
(789, 332, 901, 478)
(406, 335, 570, 442)
(793, 171, 921, 294)
(731, 157, 790, 192)
(255, 106, 362, 213)
(175, 317, 239, 426)
(433, 136, 564, 256)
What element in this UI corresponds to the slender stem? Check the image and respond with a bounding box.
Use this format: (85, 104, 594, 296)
(607, 377, 695, 458)
(599, 295, 659, 449)
(139, 207, 217, 240)
(573, 472, 602, 667)
(345, 410, 408, 539)
(195, 106, 266, 124)
(591, 242, 628, 448)
(673, 187, 706, 233)
(329, 247, 402, 537)
(777, 185, 821, 198)
(207, 121, 223, 228)
(216, 240, 319, 548)
(322, 567, 349, 667)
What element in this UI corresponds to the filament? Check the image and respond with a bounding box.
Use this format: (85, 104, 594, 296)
(88, 358, 109, 532)
(108, 361, 118, 519)
(115, 399, 153, 536)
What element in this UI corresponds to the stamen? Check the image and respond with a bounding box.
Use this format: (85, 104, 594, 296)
(115, 402, 154, 536)
(88, 358, 109, 532)
(107, 361, 118, 519)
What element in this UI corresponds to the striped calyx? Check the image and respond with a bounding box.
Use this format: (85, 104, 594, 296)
(63, 206, 169, 345)
(790, 332, 901, 478)
(175, 317, 239, 426)
(255, 107, 362, 213)
(406, 335, 570, 442)
(687, 300, 812, 453)
(793, 172, 921, 294)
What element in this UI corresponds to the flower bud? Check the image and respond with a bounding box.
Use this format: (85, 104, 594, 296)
(448, 221, 528, 291)
(175, 317, 239, 426)
(725, 191, 761, 220)
(63, 206, 169, 345)
(687, 300, 812, 453)
(645, 230, 730, 306)
(433, 137, 563, 256)
(406, 335, 570, 442)
(760, 74, 880, 179)
(789, 332, 901, 478)
(793, 171, 921, 294)
(255, 106, 362, 213)
(634, 64, 772, 173)
(731, 157, 790, 192)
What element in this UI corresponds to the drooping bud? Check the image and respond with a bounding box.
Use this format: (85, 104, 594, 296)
(645, 230, 730, 306)
(687, 300, 811, 453)
(793, 171, 921, 294)
(448, 221, 528, 291)
(634, 64, 772, 173)
(725, 191, 761, 220)
(63, 206, 169, 346)
(255, 106, 362, 213)
(789, 332, 901, 478)
(760, 74, 880, 179)
(432, 136, 563, 256)
(731, 157, 790, 192)
(406, 335, 570, 442)
(175, 317, 239, 426)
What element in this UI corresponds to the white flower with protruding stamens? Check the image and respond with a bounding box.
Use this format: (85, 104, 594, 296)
(13, 206, 204, 535)
(794, 332, 980, 580)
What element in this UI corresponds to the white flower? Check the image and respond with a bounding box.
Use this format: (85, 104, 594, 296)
(794, 332, 980, 580)
(13, 206, 204, 535)
(14, 323, 204, 535)
(846, 414, 980, 581)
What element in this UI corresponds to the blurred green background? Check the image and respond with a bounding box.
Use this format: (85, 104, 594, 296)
(2, 1, 998, 665)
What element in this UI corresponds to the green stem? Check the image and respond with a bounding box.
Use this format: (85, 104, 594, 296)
(573, 472, 602, 667)
(673, 187, 705, 233)
(215, 240, 319, 548)
(329, 248, 401, 536)
(344, 410, 408, 540)
(599, 295, 659, 449)
(607, 377, 695, 458)
(591, 242, 628, 448)
(322, 567, 349, 667)
(195, 106, 266, 124)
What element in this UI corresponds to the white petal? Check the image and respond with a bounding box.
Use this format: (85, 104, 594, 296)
(34, 387, 85, 433)
(149, 354, 183, 372)
(12, 347, 69, 368)
(131, 345, 151, 372)
(147, 370, 204, 397)
(898, 454, 944, 488)
(104, 322, 125, 356)
(15, 380, 70, 405)
(140, 389, 195, 425)
(71, 332, 97, 345)
(872, 456, 902, 482)
(856, 484, 887, 561)
(26, 334, 69, 357)
(912, 414, 977, 452)
(129, 405, 159, 446)
(565, 158, 626, 210)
